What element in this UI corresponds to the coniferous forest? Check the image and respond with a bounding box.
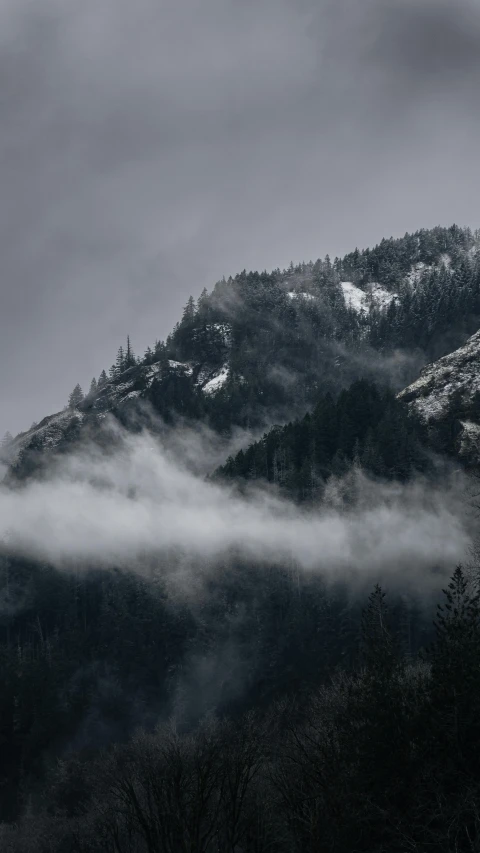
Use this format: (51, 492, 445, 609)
(2, 225, 480, 851)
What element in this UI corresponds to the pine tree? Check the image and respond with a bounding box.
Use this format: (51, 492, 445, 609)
(154, 340, 169, 366)
(429, 565, 480, 773)
(68, 384, 84, 409)
(197, 287, 209, 317)
(124, 335, 136, 369)
(181, 295, 196, 325)
(1, 431, 13, 446)
(89, 378, 97, 396)
(360, 584, 396, 675)
(431, 566, 480, 691)
(98, 370, 108, 387)
(115, 346, 125, 374)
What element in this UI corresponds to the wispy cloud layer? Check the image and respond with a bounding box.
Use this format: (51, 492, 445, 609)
(0, 429, 470, 591)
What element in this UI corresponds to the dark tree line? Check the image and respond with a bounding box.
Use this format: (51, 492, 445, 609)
(217, 379, 431, 499)
(4, 567, 480, 852)
(0, 541, 436, 827)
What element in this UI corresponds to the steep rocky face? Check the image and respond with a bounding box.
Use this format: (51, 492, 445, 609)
(398, 329, 480, 419)
(398, 329, 480, 464)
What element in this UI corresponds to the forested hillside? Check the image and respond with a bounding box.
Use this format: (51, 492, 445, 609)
(3, 224, 480, 481)
(4, 565, 480, 853)
(145, 223, 480, 430)
(2, 224, 480, 852)
(217, 379, 432, 499)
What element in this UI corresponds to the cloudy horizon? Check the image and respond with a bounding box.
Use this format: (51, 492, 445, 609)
(1, 0, 480, 435)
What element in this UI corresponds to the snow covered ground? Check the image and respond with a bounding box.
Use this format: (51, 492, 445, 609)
(168, 360, 193, 375)
(340, 282, 368, 313)
(202, 365, 229, 395)
(370, 283, 398, 310)
(340, 282, 397, 314)
(287, 291, 316, 301)
(404, 255, 450, 288)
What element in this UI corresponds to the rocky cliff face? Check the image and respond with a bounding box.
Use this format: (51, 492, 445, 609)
(398, 329, 480, 464)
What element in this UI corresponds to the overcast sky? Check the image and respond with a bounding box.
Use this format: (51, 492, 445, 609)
(1, 0, 480, 436)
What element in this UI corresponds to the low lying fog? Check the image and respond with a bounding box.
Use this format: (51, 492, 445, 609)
(0, 422, 472, 591)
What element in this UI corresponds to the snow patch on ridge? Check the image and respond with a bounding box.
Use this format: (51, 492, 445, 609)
(202, 366, 229, 395)
(341, 282, 367, 313)
(145, 363, 162, 383)
(287, 291, 316, 301)
(168, 360, 193, 375)
(118, 390, 142, 404)
(404, 254, 451, 288)
(369, 283, 398, 310)
(340, 282, 398, 314)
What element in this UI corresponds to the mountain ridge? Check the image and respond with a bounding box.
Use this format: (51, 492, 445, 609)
(2, 223, 480, 478)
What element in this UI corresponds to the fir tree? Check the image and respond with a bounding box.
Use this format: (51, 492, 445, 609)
(98, 370, 108, 387)
(181, 295, 196, 324)
(428, 565, 480, 778)
(154, 340, 169, 366)
(115, 346, 125, 374)
(197, 287, 209, 317)
(360, 584, 396, 675)
(68, 384, 84, 409)
(124, 335, 136, 369)
(89, 378, 97, 396)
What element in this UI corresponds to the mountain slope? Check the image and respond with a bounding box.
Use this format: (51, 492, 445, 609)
(217, 327, 480, 494)
(398, 328, 480, 464)
(3, 224, 480, 479)
(215, 379, 431, 500)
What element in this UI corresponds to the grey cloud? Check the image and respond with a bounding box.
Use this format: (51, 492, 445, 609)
(0, 429, 471, 592)
(1, 0, 480, 436)
(367, 0, 480, 79)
